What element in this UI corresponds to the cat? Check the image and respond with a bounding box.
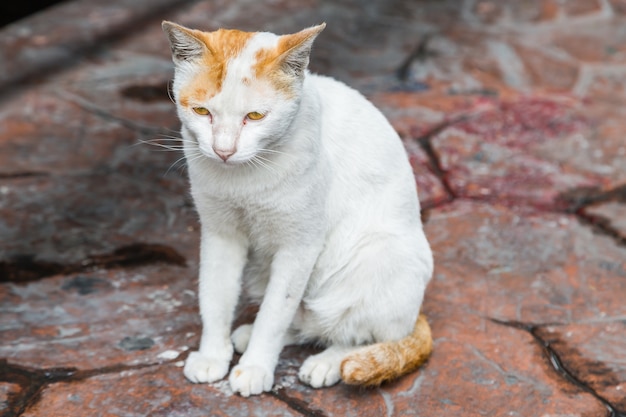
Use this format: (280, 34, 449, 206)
(162, 20, 434, 397)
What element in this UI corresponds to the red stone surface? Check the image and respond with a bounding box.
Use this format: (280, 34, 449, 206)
(2, 0, 626, 416)
(271, 311, 607, 416)
(424, 200, 626, 323)
(429, 97, 615, 209)
(0, 0, 195, 91)
(422, 200, 626, 416)
(536, 321, 626, 411)
(21, 364, 301, 417)
(0, 265, 199, 370)
(583, 200, 626, 240)
(0, 91, 137, 175)
(0, 383, 22, 414)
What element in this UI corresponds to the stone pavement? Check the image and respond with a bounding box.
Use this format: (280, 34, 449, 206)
(1, 0, 625, 415)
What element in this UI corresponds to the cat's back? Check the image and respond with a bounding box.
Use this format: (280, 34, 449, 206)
(308, 74, 405, 155)
(306, 74, 411, 183)
(309, 74, 389, 129)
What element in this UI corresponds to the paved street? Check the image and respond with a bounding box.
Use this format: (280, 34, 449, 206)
(1, 0, 625, 415)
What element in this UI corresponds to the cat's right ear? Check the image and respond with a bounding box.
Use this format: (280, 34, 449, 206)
(162, 21, 207, 64)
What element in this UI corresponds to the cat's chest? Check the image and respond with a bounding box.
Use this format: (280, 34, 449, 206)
(210, 194, 292, 240)
(191, 161, 326, 245)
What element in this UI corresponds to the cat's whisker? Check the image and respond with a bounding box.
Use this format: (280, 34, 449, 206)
(165, 155, 189, 176)
(186, 152, 207, 166)
(136, 138, 196, 153)
(140, 137, 194, 144)
(246, 156, 262, 172)
(251, 154, 279, 176)
(157, 127, 186, 137)
(166, 151, 204, 176)
(255, 153, 282, 167)
(258, 148, 288, 156)
(153, 135, 196, 144)
(144, 143, 186, 152)
(245, 157, 259, 172)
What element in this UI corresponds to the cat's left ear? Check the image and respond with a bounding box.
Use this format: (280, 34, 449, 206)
(276, 23, 326, 77)
(162, 21, 208, 64)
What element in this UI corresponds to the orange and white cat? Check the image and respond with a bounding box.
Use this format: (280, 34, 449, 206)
(162, 21, 433, 397)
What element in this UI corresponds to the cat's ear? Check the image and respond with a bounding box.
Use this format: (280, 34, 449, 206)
(162, 21, 208, 63)
(276, 23, 326, 77)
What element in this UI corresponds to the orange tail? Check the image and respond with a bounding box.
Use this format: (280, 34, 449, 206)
(340, 314, 433, 386)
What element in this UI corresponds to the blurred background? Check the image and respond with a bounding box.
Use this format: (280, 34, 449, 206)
(1, 1, 625, 416)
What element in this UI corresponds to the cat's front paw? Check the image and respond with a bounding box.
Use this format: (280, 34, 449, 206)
(229, 364, 274, 397)
(183, 351, 230, 383)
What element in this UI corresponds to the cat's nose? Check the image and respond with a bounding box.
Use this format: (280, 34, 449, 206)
(212, 146, 236, 161)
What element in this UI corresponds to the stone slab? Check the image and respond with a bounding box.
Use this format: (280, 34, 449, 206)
(402, 312, 605, 416)
(424, 200, 626, 323)
(21, 364, 300, 417)
(428, 97, 626, 208)
(266, 311, 607, 416)
(0, 0, 194, 91)
(0, 90, 139, 176)
(0, 173, 196, 268)
(0, 265, 199, 370)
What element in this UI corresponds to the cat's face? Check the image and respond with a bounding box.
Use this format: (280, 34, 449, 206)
(163, 22, 325, 165)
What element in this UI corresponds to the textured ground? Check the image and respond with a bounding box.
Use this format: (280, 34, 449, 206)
(1, 0, 626, 416)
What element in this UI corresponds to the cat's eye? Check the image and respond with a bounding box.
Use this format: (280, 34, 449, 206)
(193, 107, 211, 116)
(246, 111, 265, 121)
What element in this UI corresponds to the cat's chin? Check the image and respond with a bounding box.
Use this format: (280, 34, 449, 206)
(209, 158, 243, 167)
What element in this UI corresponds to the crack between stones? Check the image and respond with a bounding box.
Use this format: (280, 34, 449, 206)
(577, 211, 626, 248)
(490, 318, 626, 417)
(558, 184, 626, 248)
(558, 184, 626, 214)
(269, 388, 329, 417)
(415, 117, 468, 207)
(0, 243, 187, 284)
(0, 356, 184, 417)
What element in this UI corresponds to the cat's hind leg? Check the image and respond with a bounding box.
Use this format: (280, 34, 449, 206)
(232, 324, 253, 354)
(298, 345, 356, 388)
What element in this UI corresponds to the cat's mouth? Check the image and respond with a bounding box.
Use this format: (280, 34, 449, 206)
(202, 150, 254, 167)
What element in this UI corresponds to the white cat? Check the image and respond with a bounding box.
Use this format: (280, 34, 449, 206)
(162, 21, 434, 397)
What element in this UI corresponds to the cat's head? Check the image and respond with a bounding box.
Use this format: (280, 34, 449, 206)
(162, 21, 325, 164)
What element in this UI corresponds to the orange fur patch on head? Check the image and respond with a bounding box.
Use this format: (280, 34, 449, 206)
(179, 80, 212, 109)
(252, 50, 295, 97)
(178, 28, 256, 107)
(253, 24, 325, 97)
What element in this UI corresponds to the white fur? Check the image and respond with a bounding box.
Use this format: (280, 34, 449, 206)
(169, 27, 433, 396)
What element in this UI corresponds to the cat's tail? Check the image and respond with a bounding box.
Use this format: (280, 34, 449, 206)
(340, 314, 432, 386)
